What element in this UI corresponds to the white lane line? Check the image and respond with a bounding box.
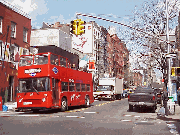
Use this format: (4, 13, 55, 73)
(66, 116, 85, 118)
(84, 112, 97, 113)
(134, 116, 140, 117)
(66, 116, 79, 117)
(121, 120, 132, 122)
(124, 115, 132, 117)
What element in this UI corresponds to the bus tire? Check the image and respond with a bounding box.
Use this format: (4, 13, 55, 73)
(61, 98, 67, 112)
(85, 96, 90, 108)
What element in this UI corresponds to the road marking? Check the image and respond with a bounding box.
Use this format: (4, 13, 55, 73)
(121, 120, 132, 122)
(124, 115, 132, 117)
(84, 112, 97, 113)
(66, 116, 85, 118)
(134, 116, 140, 117)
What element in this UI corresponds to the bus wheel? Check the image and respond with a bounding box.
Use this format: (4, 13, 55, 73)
(61, 98, 67, 112)
(85, 96, 90, 108)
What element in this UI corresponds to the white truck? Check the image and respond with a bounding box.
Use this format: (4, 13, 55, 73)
(93, 78, 123, 100)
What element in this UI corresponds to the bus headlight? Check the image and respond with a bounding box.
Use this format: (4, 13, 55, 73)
(42, 98, 46, 102)
(19, 98, 23, 103)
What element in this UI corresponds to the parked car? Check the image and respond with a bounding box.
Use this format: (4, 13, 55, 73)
(128, 86, 157, 113)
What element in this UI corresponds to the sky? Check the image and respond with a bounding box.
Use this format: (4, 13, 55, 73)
(2, 0, 170, 78)
(4, 0, 146, 30)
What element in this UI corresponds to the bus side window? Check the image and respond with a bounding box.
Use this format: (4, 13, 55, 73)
(81, 84, 86, 91)
(87, 84, 90, 91)
(51, 54, 58, 65)
(60, 57, 66, 67)
(76, 83, 80, 92)
(69, 82, 75, 91)
(61, 82, 68, 91)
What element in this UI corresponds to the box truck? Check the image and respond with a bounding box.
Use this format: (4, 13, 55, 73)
(93, 78, 123, 100)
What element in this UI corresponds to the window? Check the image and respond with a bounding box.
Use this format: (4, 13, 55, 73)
(34, 54, 48, 65)
(23, 27, 28, 42)
(11, 22, 16, 38)
(0, 42, 2, 59)
(87, 84, 90, 91)
(76, 83, 80, 92)
(69, 82, 75, 91)
(0, 17, 2, 33)
(51, 54, 59, 65)
(19, 77, 50, 93)
(60, 57, 66, 67)
(23, 48, 28, 55)
(61, 82, 68, 91)
(9, 45, 15, 61)
(81, 84, 86, 91)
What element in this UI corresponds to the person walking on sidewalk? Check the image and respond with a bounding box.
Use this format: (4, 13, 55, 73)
(162, 87, 169, 116)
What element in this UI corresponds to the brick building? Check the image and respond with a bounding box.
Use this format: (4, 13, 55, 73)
(0, 1, 31, 103)
(106, 33, 124, 79)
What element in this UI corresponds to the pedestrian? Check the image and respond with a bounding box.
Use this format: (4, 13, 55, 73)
(162, 87, 169, 116)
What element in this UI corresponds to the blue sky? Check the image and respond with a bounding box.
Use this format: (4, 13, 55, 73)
(5, 0, 146, 30)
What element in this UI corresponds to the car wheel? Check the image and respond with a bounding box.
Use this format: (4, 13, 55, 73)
(129, 105, 133, 111)
(111, 95, 115, 101)
(61, 98, 67, 112)
(85, 96, 90, 108)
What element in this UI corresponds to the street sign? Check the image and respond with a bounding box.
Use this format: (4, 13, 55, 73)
(166, 53, 176, 58)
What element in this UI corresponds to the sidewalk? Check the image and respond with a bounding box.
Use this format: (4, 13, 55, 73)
(157, 103, 180, 120)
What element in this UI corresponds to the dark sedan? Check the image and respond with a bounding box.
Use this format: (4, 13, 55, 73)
(128, 86, 157, 113)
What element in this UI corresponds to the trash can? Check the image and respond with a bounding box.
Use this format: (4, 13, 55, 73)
(0, 96, 2, 111)
(167, 96, 175, 115)
(2, 105, 8, 112)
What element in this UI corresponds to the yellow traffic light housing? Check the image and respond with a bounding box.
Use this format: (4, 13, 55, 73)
(70, 20, 77, 35)
(171, 67, 175, 76)
(171, 67, 180, 76)
(77, 19, 85, 35)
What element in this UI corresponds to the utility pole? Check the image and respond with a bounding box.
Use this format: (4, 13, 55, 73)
(166, 0, 175, 115)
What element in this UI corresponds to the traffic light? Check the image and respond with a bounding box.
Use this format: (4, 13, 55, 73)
(77, 19, 85, 35)
(171, 67, 180, 76)
(70, 20, 77, 35)
(171, 67, 175, 76)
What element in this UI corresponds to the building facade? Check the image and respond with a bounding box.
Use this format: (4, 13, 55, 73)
(0, 1, 31, 103)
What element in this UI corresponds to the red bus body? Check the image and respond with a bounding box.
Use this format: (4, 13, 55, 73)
(17, 52, 94, 111)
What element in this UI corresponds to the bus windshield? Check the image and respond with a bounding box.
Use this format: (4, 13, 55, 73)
(97, 85, 113, 91)
(19, 77, 50, 93)
(34, 54, 48, 65)
(19, 56, 33, 66)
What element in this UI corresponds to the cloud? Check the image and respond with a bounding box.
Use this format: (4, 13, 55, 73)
(46, 14, 76, 25)
(5, 0, 49, 21)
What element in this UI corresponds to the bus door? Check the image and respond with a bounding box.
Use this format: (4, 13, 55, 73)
(52, 78, 59, 106)
(75, 83, 82, 105)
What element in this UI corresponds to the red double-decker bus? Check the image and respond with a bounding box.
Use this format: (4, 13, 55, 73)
(16, 52, 94, 112)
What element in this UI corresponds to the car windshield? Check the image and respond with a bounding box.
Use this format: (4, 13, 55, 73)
(135, 87, 154, 94)
(19, 77, 50, 93)
(34, 54, 48, 65)
(19, 56, 33, 66)
(97, 85, 112, 91)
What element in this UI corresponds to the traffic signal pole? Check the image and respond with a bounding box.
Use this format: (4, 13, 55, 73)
(166, 0, 175, 115)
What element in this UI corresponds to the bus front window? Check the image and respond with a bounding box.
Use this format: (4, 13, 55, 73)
(19, 77, 50, 93)
(34, 54, 48, 65)
(19, 56, 33, 66)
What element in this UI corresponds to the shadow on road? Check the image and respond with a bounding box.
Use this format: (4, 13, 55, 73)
(18, 104, 94, 114)
(127, 107, 156, 113)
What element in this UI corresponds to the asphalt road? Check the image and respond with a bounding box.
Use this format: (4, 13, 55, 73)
(0, 98, 178, 135)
